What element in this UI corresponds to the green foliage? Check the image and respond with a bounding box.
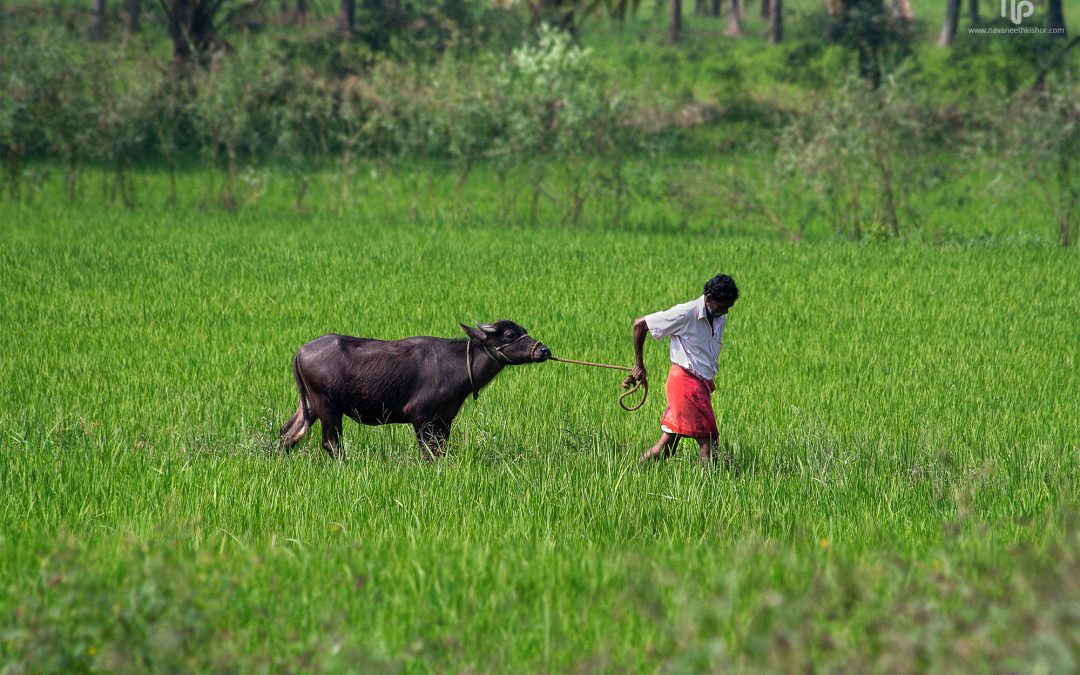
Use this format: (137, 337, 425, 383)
(493, 25, 624, 163)
(491, 25, 633, 224)
(351, 0, 479, 54)
(777, 70, 935, 239)
(826, 0, 915, 86)
(945, 19, 1063, 98)
(3, 29, 99, 199)
(1002, 84, 1080, 245)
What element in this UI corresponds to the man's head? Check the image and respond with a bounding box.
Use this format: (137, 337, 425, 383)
(703, 274, 738, 316)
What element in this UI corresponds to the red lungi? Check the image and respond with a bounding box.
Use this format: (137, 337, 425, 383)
(660, 363, 719, 439)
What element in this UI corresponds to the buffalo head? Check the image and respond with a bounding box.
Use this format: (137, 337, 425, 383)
(460, 320, 551, 364)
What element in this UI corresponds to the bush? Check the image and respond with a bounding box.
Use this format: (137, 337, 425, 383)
(192, 45, 289, 208)
(1001, 84, 1080, 246)
(777, 69, 935, 239)
(491, 25, 632, 225)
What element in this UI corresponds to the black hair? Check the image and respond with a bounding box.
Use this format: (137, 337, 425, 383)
(704, 274, 739, 302)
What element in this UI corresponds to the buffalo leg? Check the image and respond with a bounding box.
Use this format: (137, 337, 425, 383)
(280, 403, 311, 449)
(414, 420, 450, 460)
(320, 412, 343, 458)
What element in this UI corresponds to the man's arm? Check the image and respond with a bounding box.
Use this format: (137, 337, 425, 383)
(631, 317, 648, 384)
(633, 300, 691, 384)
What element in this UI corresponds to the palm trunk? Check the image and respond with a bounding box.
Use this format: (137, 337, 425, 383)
(768, 0, 782, 43)
(669, 0, 683, 42)
(123, 0, 140, 32)
(938, 0, 960, 46)
(1048, 0, 1065, 36)
(726, 0, 742, 35)
(91, 0, 106, 37)
(892, 0, 914, 23)
(337, 0, 355, 37)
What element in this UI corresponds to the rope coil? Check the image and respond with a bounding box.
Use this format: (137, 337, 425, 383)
(549, 356, 648, 412)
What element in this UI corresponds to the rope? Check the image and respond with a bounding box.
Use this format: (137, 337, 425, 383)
(549, 356, 648, 412)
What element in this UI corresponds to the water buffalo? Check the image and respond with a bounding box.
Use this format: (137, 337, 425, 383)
(279, 320, 551, 458)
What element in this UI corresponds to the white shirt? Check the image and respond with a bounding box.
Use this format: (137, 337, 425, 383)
(644, 295, 727, 381)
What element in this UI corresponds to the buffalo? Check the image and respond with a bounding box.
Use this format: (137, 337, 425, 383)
(279, 320, 551, 458)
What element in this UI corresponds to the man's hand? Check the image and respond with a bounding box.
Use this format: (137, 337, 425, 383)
(632, 318, 649, 385)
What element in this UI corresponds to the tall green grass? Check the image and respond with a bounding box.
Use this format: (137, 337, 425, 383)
(0, 176, 1078, 671)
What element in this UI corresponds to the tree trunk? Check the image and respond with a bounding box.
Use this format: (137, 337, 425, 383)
(1048, 0, 1066, 36)
(613, 0, 628, 22)
(160, 0, 228, 67)
(337, 0, 355, 37)
(711, 0, 721, 15)
(761, 0, 769, 19)
(967, 0, 978, 24)
(938, 0, 960, 46)
(669, 0, 682, 42)
(892, 0, 914, 23)
(726, 0, 742, 35)
(91, 0, 106, 37)
(695, 0, 707, 14)
(123, 0, 140, 32)
(297, 0, 307, 23)
(768, 0, 782, 42)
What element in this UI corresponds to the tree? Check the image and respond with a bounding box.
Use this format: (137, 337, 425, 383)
(767, 0, 782, 43)
(668, 0, 682, 42)
(337, 0, 355, 36)
(968, 0, 978, 25)
(892, 0, 913, 25)
(726, 0, 742, 35)
(938, 0, 960, 46)
(829, 0, 909, 87)
(278, 0, 300, 21)
(519, 0, 579, 32)
(1048, 0, 1065, 36)
(158, 0, 223, 66)
(124, 0, 141, 32)
(91, 0, 107, 38)
(607, 0, 645, 24)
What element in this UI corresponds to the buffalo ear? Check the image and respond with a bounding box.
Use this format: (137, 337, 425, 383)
(460, 323, 486, 343)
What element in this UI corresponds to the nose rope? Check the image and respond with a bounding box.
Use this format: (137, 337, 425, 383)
(467, 336, 647, 411)
(548, 356, 648, 412)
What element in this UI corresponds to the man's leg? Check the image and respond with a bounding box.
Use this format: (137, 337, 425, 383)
(642, 431, 681, 462)
(696, 435, 717, 464)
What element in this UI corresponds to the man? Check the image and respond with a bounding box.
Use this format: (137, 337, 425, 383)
(630, 274, 739, 464)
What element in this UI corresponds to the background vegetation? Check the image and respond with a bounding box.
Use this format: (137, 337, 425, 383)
(1, 0, 1078, 671)
(1, 0, 1077, 242)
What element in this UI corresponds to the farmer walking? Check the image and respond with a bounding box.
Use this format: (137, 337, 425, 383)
(630, 274, 739, 464)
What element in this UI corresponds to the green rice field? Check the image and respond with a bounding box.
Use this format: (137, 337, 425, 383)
(1, 176, 1079, 672)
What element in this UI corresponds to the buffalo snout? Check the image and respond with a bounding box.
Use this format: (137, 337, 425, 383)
(534, 342, 552, 362)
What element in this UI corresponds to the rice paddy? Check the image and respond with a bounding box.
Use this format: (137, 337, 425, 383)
(1, 176, 1078, 671)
